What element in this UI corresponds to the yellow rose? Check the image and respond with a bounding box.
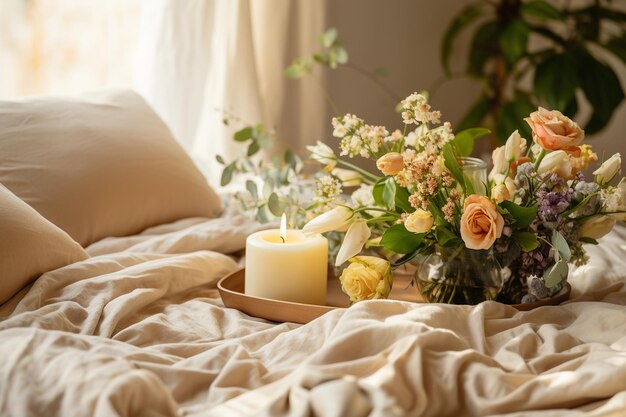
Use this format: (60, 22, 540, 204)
(460, 195, 504, 250)
(339, 256, 392, 303)
(404, 209, 434, 233)
(524, 107, 584, 153)
(376, 152, 404, 176)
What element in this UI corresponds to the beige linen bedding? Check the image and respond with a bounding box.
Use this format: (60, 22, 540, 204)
(1, 213, 626, 417)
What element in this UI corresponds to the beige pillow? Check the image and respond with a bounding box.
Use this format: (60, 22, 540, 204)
(0, 90, 222, 246)
(0, 184, 88, 304)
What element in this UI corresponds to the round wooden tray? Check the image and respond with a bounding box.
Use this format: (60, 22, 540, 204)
(217, 269, 571, 324)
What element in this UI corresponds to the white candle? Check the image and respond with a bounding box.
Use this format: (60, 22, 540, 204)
(245, 215, 328, 305)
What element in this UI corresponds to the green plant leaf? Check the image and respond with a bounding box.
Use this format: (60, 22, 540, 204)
(234, 127, 253, 142)
(257, 204, 271, 223)
(246, 180, 258, 200)
(456, 95, 491, 132)
(499, 19, 530, 66)
(468, 21, 499, 76)
(395, 185, 414, 213)
(512, 231, 540, 252)
(579, 237, 599, 245)
(552, 230, 571, 262)
(442, 144, 464, 190)
(215, 154, 225, 164)
(441, 4, 486, 75)
(267, 192, 283, 217)
(391, 250, 420, 267)
(284, 149, 303, 172)
(534, 52, 578, 110)
(451, 127, 491, 157)
(499, 201, 538, 229)
(575, 49, 625, 134)
(544, 259, 568, 288)
(528, 25, 566, 45)
(220, 162, 236, 187)
(318, 27, 338, 48)
(381, 224, 425, 254)
(521, 1, 563, 20)
(382, 178, 397, 211)
(436, 226, 460, 247)
(247, 141, 261, 157)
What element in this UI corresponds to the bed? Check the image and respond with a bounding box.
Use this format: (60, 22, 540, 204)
(1, 90, 626, 417)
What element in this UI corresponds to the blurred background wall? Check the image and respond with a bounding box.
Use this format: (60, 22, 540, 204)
(1, 0, 624, 171)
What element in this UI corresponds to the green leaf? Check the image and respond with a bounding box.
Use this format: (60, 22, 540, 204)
(220, 162, 236, 187)
(579, 237, 599, 245)
(391, 250, 420, 267)
(428, 198, 447, 226)
(247, 141, 261, 157)
(246, 180, 258, 200)
(284, 149, 303, 172)
(215, 154, 225, 165)
(452, 127, 490, 157)
(436, 226, 460, 247)
(456, 95, 490, 132)
(394, 185, 414, 213)
(381, 224, 425, 254)
(512, 231, 540, 252)
(552, 230, 571, 262)
(528, 25, 566, 45)
(442, 144, 464, 190)
(468, 22, 499, 76)
(382, 178, 397, 211)
(544, 260, 568, 288)
(267, 193, 283, 217)
(318, 27, 338, 48)
(534, 52, 578, 110)
(441, 4, 485, 75)
(234, 127, 253, 142)
(574, 49, 625, 134)
(373, 177, 409, 212)
(257, 204, 271, 223)
(333, 46, 349, 65)
(499, 19, 530, 66)
(499, 201, 538, 229)
(521, 1, 562, 20)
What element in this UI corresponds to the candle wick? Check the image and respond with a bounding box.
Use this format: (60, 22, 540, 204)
(280, 236, 285, 243)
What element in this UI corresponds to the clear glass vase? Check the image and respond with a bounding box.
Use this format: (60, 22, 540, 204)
(415, 245, 504, 305)
(461, 156, 488, 195)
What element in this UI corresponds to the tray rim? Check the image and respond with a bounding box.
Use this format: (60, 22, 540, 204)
(217, 268, 572, 323)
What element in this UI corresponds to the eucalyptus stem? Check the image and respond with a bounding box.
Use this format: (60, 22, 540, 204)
(345, 62, 401, 105)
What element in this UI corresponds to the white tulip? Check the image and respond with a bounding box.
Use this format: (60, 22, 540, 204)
(488, 146, 507, 181)
(306, 141, 337, 170)
(537, 150, 573, 179)
(335, 219, 372, 266)
(303, 206, 353, 235)
(331, 168, 362, 187)
(504, 130, 527, 162)
(580, 215, 616, 240)
(593, 153, 621, 184)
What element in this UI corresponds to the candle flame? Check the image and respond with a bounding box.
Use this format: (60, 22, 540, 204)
(280, 213, 287, 243)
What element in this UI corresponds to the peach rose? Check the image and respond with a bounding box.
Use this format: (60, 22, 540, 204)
(524, 107, 584, 153)
(460, 195, 504, 250)
(376, 152, 404, 176)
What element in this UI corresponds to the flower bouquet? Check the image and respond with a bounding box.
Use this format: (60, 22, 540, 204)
(302, 92, 625, 305)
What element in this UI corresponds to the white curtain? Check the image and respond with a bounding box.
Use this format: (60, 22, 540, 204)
(134, 0, 327, 184)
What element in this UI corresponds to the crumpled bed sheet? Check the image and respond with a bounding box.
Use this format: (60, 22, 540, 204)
(1, 213, 626, 417)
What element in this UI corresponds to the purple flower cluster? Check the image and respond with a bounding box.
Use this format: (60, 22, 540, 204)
(517, 241, 551, 280)
(536, 188, 573, 229)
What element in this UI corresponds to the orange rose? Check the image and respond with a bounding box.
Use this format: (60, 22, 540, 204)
(524, 107, 584, 154)
(460, 195, 504, 250)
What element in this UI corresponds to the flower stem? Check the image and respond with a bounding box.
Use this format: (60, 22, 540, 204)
(337, 159, 380, 181)
(533, 149, 547, 171)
